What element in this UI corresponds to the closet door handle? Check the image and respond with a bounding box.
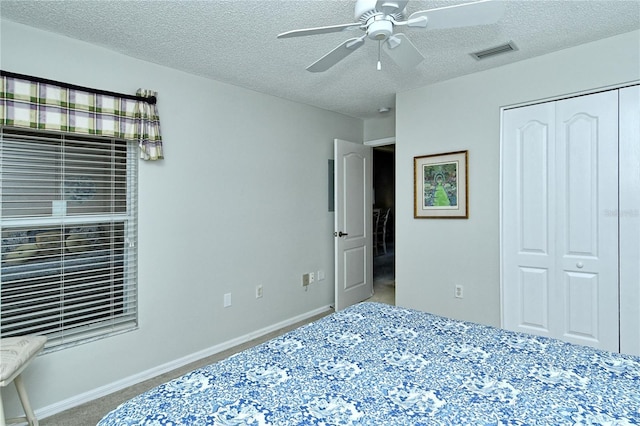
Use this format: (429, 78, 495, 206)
(576, 262, 584, 269)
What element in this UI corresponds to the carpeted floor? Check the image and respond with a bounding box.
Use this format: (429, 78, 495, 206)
(40, 248, 395, 425)
(40, 312, 333, 425)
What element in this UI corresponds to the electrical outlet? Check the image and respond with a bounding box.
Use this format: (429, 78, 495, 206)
(455, 285, 464, 299)
(309, 272, 315, 284)
(302, 273, 310, 287)
(224, 293, 232, 307)
(256, 285, 263, 299)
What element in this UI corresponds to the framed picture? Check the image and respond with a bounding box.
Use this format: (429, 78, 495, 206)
(414, 150, 468, 219)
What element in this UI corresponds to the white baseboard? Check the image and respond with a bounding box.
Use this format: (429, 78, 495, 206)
(37, 305, 332, 420)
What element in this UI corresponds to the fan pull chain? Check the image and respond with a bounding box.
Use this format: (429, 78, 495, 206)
(377, 40, 382, 71)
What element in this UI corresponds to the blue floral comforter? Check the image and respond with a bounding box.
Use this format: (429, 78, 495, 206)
(98, 302, 640, 425)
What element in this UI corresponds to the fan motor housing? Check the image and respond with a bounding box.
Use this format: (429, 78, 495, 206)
(355, 0, 407, 22)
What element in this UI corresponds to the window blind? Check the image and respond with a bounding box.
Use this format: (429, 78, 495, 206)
(1, 127, 138, 351)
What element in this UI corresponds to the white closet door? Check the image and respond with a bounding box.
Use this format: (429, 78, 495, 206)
(555, 91, 619, 351)
(502, 102, 556, 336)
(620, 85, 640, 356)
(502, 91, 620, 352)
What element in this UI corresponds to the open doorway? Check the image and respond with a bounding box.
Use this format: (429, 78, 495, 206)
(371, 144, 395, 304)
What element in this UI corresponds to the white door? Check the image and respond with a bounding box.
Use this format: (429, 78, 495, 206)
(502, 101, 557, 336)
(555, 92, 619, 351)
(334, 139, 373, 311)
(502, 91, 619, 352)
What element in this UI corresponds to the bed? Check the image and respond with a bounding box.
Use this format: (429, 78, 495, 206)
(98, 302, 640, 425)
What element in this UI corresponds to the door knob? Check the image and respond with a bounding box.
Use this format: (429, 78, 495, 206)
(338, 231, 348, 237)
(576, 262, 584, 269)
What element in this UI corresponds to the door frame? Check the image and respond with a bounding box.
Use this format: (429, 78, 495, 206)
(364, 137, 396, 147)
(365, 136, 396, 271)
(364, 136, 398, 292)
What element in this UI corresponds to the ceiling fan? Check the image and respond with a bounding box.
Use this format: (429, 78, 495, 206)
(277, 0, 505, 72)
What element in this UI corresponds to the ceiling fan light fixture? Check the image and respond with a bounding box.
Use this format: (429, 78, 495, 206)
(367, 19, 393, 40)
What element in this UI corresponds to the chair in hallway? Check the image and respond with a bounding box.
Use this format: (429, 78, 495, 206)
(374, 208, 391, 255)
(0, 335, 47, 426)
(373, 208, 381, 253)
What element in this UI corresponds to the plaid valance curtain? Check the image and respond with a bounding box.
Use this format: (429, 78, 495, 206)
(0, 74, 163, 160)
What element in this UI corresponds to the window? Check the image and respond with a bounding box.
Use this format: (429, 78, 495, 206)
(1, 127, 138, 351)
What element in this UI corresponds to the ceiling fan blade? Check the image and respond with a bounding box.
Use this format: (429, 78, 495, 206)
(278, 22, 361, 39)
(306, 37, 366, 73)
(382, 34, 424, 68)
(408, 0, 505, 30)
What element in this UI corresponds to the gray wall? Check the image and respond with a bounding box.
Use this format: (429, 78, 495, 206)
(364, 113, 396, 141)
(395, 30, 640, 326)
(1, 19, 363, 417)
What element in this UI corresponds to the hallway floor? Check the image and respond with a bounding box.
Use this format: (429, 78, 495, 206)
(368, 242, 395, 305)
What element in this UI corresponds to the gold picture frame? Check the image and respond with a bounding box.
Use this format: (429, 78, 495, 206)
(414, 150, 468, 219)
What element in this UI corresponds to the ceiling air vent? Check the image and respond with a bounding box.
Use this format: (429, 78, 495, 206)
(470, 41, 518, 60)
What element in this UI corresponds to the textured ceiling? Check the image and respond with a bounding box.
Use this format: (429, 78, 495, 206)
(1, 0, 638, 119)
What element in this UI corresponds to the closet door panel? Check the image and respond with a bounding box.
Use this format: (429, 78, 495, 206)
(555, 91, 619, 352)
(502, 103, 556, 335)
(564, 272, 599, 343)
(620, 85, 640, 356)
(519, 267, 549, 331)
(564, 114, 598, 254)
(519, 121, 550, 254)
